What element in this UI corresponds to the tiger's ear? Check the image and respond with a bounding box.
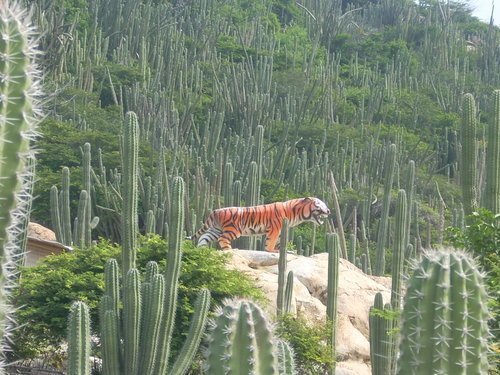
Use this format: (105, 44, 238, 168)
(304, 197, 314, 201)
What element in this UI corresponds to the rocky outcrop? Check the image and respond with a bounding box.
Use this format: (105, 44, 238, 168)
(226, 250, 391, 375)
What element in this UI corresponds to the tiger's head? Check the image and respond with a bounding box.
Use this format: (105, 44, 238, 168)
(302, 197, 330, 225)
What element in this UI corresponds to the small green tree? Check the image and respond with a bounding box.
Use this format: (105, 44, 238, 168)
(11, 236, 264, 363)
(276, 314, 335, 374)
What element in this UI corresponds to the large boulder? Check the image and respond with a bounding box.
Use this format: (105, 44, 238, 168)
(226, 250, 391, 375)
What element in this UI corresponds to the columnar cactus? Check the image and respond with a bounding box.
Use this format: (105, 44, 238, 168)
(396, 248, 490, 374)
(460, 93, 478, 218)
(67, 301, 91, 375)
(369, 293, 393, 375)
(61, 166, 73, 245)
(326, 233, 340, 375)
(204, 299, 277, 374)
(277, 219, 289, 316)
(276, 339, 296, 375)
(391, 189, 407, 310)
(0, 1, 41, 355)
(283, 271, 294, 315)
(223, 162, 234, 207)
(484, 90, 500, 213)
(374, 143, 397, 275)
(122, 111, 140, 274)
(155, 175, 185, 374)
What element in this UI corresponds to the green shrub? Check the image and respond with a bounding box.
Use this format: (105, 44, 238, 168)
(446, 208, 499, 347)
(276, 314, 334, 374)
(11, 236, 263, 362)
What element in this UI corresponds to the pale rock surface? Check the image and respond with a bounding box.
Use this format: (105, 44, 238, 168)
(227, 250, 391, 374)
(28, 222, 56, 241)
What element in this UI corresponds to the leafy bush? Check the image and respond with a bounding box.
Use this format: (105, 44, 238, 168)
(276, 314, 334, 374)
(446, 208, 500, 344)
(11, 236, 264, 361)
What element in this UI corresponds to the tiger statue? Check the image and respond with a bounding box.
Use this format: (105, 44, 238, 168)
(192, 197, 330, 252)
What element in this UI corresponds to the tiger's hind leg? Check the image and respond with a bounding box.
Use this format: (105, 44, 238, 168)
(197, 227, 222, 247)
(218, 228, 241, 250)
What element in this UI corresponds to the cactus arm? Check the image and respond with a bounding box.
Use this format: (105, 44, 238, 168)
(155, 176, 185, 374)
(169, 288, 211, 375)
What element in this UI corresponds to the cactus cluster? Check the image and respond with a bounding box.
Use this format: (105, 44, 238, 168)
(204, 299, 295, 375)
(397, 248, 490, 374)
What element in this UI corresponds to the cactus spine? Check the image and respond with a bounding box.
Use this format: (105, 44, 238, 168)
(205, 299, 277, 374)
(67, 301, 91, 375)
(460, 93, 478, 217)
(484, 90, 500, 213)
(397, 249, 490, 374)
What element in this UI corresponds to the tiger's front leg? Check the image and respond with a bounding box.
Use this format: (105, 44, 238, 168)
(264, 227, 280, 253)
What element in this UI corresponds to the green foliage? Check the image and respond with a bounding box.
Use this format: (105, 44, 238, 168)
(446, 208, 500, 343)
(11, 236, 263, 361)
(276, 314, 334, 374)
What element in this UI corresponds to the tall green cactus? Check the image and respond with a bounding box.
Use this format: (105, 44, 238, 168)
(100, 260, 211, 375)
(277, 219, 289, 316)
(61, 166, 73, 245)
(390, 189, 407, 310)
(460, 93, 478, 218)
(67, 301, 91, 375)
(397, 248, 490, 374)
(484, 90, 500, 213)
(123, 269, 141, 375)
(326, 233, 340, 375)
(369, 293, 393, 375)
(122, 111, 140, 274)
(205, 299, 277, 374)
(276, 340, 296, 375)
(283, 271, 294, 315)
(70, 176, 210, 375)
(0, 1, 41, 355)
(155, 175, 185, 374)
(223, 162, 234, 207)
(374, 143, 397, 275)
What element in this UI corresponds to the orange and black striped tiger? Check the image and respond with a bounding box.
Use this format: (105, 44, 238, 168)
(192, 197, 330, 252)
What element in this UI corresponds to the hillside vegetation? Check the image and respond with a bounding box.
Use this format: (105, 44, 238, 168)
(2, 0, 498, 372)
(28, 0, 499, 247)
